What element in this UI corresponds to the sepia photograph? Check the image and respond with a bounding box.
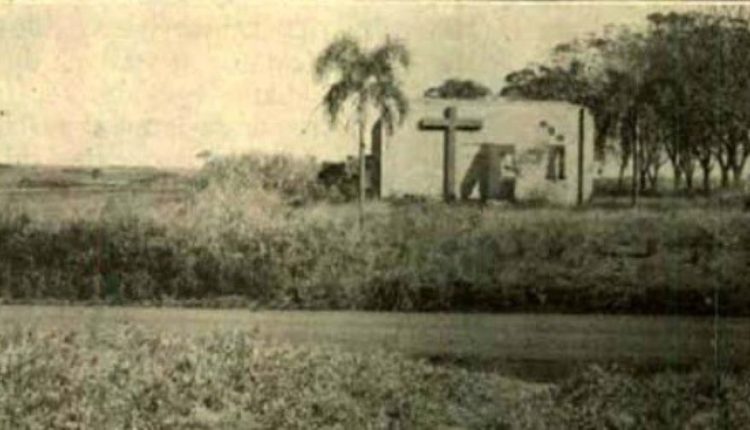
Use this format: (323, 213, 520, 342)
(1, 0, 750, 428)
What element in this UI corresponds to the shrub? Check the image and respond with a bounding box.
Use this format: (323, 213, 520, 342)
(194, 152, 326, 205)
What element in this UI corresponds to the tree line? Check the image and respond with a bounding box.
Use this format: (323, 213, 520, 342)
(501, 9, 750, 196)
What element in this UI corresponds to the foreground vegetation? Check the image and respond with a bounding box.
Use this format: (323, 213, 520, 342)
(0, 325, 746, 429)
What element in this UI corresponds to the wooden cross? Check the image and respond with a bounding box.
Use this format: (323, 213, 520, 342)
(419, 106, 483, 201)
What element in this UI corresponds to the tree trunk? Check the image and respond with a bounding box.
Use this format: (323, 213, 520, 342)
(702, 165, 712, 195)
(681, 151, 695, 192)
(650, 163, 660, 192)
(639, 165, 649, 193)
(732, 165, 745, 187)
(617, 158, 628, 192)
(358, 118, 366, 229)
(673, 168, 683, 191)
(685, 169, 694, 192)
(631, 111, 639, 207)
(593, 113, 612, 162)
(720, 166, 730, 189)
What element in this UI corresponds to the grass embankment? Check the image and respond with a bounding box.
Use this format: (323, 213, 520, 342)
(0, 325, 747, 429)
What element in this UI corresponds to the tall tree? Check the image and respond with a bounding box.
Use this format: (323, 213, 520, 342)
(314, 35, 410, 226)
(503, 9, 750, 198)
(502, 27, 650, 201)
(645, 11, 750, 192)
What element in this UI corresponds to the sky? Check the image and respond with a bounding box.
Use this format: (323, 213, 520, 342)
(0, 0, 707, 168)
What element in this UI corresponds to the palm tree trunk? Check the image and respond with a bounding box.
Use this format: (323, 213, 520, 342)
(358, 118, 366, 230)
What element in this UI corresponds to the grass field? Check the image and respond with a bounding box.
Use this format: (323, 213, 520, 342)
(1, 307, 749, 429)
(0, 163, 193, 224)
(0, 163, 193, 189)
(2, 305, 748, 381)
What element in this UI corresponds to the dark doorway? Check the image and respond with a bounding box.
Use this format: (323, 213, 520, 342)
(460, 143, 516, 201)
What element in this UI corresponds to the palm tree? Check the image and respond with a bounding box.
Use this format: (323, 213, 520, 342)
(314, 34, 410, 227)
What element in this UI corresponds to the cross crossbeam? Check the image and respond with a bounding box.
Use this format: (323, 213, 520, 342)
(418, 106, 483, 201)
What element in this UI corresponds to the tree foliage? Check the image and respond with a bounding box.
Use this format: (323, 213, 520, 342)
(424, 78, 491, 99)
(501, 8, 750, 194)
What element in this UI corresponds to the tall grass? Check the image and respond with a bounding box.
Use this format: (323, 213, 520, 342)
(1, 203, 750, 314)
(2, 152, 750, 314)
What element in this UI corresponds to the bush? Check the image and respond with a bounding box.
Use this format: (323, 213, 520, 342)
(194, 152, 327, 205)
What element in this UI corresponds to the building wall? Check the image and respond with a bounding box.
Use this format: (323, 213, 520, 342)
(378, 98, 595, 205)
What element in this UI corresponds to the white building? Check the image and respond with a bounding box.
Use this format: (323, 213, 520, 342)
(371, 97, 596, 205)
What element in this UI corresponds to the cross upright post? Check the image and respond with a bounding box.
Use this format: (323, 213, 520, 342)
(419, 106, 483, 201)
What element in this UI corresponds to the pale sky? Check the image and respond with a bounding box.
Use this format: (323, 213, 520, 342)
(0, 0, 705, 167)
